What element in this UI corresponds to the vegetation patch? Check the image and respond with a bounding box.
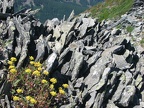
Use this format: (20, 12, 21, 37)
(5, 56, 69, 107)
(87, 0, 134, 21)
(126, 25, 134, 33)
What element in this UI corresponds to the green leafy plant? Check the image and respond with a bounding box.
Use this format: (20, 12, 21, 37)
(7, 56, 69, 107)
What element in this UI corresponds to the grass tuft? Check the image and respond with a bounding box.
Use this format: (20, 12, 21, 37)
(126, 25, 134, 33)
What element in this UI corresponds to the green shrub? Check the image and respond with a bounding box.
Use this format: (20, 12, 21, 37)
(7, 56, 69, 107)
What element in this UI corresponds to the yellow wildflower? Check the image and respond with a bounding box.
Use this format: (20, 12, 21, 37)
(29, 56, 34, 61)
(9, 65, 15, 69)
(41, 79, 47, 84)
(50, 84, 54, 89)
(50, 91, 57, 96)
(10, 68, 17, 74)
(38, 67, 42, 71)
(25, 69, 32, 74)
(8, 60, 13, 65)
(43, 70, 49, 75)
(32, 70, 40, 76)
(59, 89, 65, 95)
(50, 78, 57, 84)
(62, 84, 69, 88)
(13, 96, 20, 101)
(34, 62, 42, 67)
(30, 61, 34, 65)
(59, 87, 62, 90)
(26, 96, 32, 101)
(10, 57, 17, 62)
(30, 98, 37, 104)
(16, 88, 23, 94)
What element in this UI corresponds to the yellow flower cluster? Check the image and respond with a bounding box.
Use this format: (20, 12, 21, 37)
(50, 91, 57, 96)
(50, 78, 57, 84)
(30, 61, 34, 65)
(58, 87, 66, 95)
(50, 84, 54, 89)
(25, 68, 32, 74)
(29, 56, 34, 61)
(38, 67, 42, 71)
(8, 57, 18, 74)
(43, 70, 49, 75)
(10, 57, 17, 62)
(32, 70, 40, 76)
(16, 88, 23, 94)
(8, 57, 17, 65)
(34, 62, 42, 67)
(9, 68, 17, 74)
(29, 56, 43, 68)
(26, 96, 31, 100)
(59, 89, 65, 95)
(62, 84, 69, 88)
(8, 60, 13, 65)
(26, 96, 37, 104)
(41, 79, 47, 84)
(13, 96, 20, 101)
(30, 98, 37, 104)
(9, 65, 15, 69)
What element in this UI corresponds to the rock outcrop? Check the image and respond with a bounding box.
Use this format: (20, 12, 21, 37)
(0, 0, 144, 108)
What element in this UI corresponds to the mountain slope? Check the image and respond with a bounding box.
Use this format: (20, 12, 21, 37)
(86, 0, 134, 21)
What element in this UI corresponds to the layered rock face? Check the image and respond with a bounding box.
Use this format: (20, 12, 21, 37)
(0, 0, 144, 108)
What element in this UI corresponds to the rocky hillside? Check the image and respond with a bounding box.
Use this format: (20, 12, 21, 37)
(14, 0, 103, 22)
(0, 0, 144, 108)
